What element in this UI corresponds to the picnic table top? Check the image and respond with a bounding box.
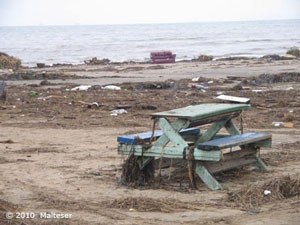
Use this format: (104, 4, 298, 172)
(152, 103, 250, 121)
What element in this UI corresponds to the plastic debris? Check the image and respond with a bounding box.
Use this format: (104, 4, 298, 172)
(102, 85, 121, 91)
(110, 109, 127, 116)
(283, 122, 294, 128)
(272, 122, 283, 127)
(71, 85, 92, 91)
(191, 77, 200, 82)
(264, 190, 271, 196)
(286, 87, 294, 91)
(29, 91, 39, 97)
(252, 90, 263, 93)
(207, 80, 214, 84)
(216, 95, 250, 103)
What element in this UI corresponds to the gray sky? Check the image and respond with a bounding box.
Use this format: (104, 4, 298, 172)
(0, 0, 300, 26)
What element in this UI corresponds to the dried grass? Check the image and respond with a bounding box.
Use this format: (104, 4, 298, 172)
(228, 176, 300, 208)
(121, 155, 155, 187)
(104, 197, 204, 213)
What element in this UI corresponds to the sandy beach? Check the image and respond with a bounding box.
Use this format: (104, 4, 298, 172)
(0, 57, 300, 224)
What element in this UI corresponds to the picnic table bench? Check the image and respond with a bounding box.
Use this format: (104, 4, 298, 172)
(117, 103, 272, 190)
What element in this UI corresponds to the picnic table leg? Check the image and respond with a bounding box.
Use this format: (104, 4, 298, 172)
(195, 163, 222, 190)
(254, 155, 268, 171)
(138, 118, 190, 170)
(195, 116, 232, 145)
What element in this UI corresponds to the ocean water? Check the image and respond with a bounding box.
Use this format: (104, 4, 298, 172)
(0, 20, 300, 66)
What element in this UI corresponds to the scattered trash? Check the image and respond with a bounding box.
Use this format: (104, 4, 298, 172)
(37, 95, 65, 101)
(192, 77, 200, 82)
(71, 85, 92, 91)
(286, 87, 294, 91)
(40, 80, 51, 86)
(264, 190, 271, 196)
(252, 90, 263, 93)
(77, 101, 100, 109)
(283, 122, 294, 128)
(195, 54, 214, 62)
(217, 91, 224, 95)
(111, 109, 127, 116)
(207, 80, 214, 84)
(150, 51, 176, 64)
(102, 85, 121, 91)
(216, 95, 250, 103)
(37, 63, 46, 68)
(29, 91, 39, 97)
(84, 57, 110, 65)
(188, 83, 208, 89)
(272, 122, 284, 127)
(0, 139, 14, 144)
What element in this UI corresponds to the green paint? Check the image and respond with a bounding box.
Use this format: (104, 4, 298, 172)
(152, 104, 250, 121)
(195, 164, 222, 190)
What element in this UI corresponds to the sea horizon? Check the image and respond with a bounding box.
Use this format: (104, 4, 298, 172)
(1, 19, 300, 66)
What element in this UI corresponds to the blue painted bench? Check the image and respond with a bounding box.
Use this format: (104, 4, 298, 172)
(118, 127, 200, 144)
(198, 133, 271, 151)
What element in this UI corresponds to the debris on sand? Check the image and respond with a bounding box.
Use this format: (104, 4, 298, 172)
(71, 85, 92, 91)
(0, 71, 86, 81)
(286, 47, 300, 57)
(121, 155, 154, 187)
(216, 95, 250, 103)
(0, 139, 14, 144)
(84, 57, 110, 65)
(228, 176, 300, 208)
(104, 197, 204, 212)
(0, 52, 21, 69)
(110, 109, 127, 116)
(102, 85, 121, 91)
(242, 72, 300, 86)
(193, 54, 214, 62)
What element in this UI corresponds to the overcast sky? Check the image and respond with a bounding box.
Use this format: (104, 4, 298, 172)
(0, 0, 300, 26)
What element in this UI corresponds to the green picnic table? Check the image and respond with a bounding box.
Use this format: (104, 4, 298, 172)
(117, 103, 271, 190)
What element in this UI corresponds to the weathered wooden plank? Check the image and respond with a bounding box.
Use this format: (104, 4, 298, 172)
(202, 156, 257, 174)
(225, 120, 241, 135)
(253, 155, 268, 171)
(197, 133, 272, 150)
(216, 95, 250, 103)
(152, 104, 251, 121)
(188, 112, 240, 127)
(195, 116, 232, 145)
(152, 118, 190, 148)
(117, 127, 200, 144)
(118, 143, 221, 161)
(195, 164, 222, 190)
(158, 118, 188, 149)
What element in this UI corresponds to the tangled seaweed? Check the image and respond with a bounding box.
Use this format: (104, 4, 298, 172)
(228, 176, 300, 208)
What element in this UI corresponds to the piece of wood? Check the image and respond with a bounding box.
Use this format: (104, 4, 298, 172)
(195, 164, 222, 190)
(197, 133, 272, 151)
(117, 127, 200, 144)
(216, 95, 250, 103)
(195, 116, 232, 145)
(224, 120, 241, 135)
(157, 118, 188, 149)
(118, 143, 221, 161)
(202, 155, 257, 174)
(152, 103, 251, 121)
(189, 112, 240, 127)
(253, 155, 268, 171)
